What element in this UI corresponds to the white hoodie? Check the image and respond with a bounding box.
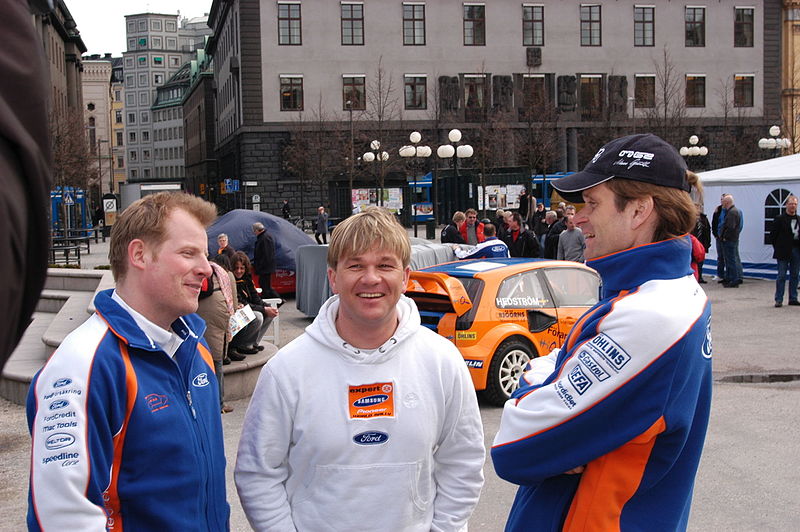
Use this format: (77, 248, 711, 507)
(235, 295, 485, 532)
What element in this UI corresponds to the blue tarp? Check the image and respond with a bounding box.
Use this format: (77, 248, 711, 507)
(206, 209, 315, 271)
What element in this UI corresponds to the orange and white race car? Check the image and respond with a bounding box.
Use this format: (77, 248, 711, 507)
(406, 258, 601, 405)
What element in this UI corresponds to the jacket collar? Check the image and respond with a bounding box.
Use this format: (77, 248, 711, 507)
(587, 235, 693, 299)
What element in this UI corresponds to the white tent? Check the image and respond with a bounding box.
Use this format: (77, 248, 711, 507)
(699, 153, 800, 279)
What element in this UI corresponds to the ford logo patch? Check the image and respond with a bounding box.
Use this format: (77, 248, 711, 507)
(352, 394, 388, 408)
(44, 433, 76, 451)
(53, 378, 72, 388)
(49, 400, 69, 411)
(192, 373, 210, 387)
(353, 431, 389, 445)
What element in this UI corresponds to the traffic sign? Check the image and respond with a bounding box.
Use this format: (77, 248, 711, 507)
(104, 199, 117, 212)
(63, 192, 74, 206)
(252, 194, 261, 203)
(244, 181, 258, 187)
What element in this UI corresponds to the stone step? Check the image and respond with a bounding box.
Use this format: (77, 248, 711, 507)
(0, 312, 55, 405)
(44, 268, 104, 292)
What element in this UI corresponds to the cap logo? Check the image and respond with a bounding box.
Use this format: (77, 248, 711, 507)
(614, 150, 655, 170)
(590, 148, 605, 164)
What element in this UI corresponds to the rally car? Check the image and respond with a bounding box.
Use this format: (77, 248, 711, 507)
(406, 258, 601, 405)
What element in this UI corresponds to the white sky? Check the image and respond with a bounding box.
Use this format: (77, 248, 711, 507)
(65, 0, 212, 57)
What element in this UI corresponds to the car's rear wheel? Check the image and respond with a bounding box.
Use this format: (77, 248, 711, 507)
(484, 339, 534, 406)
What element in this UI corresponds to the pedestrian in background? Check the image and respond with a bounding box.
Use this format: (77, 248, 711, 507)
(769, 194, 800, 307)
(459, 208, 485, 245)
(314, 205, 329, 244)
(453, 223, 510, 259)
(252, 222, 280, 299)
(556, 214, 585, 262)
(711, 194, 727, 281)
(503, 212, 540, 258)
(281, 199, 291, 219)
(229, 252, 278, 355)
(441, 211, 466, 244)
(720, 194, 744, 287)
(692, 200, 711, 283)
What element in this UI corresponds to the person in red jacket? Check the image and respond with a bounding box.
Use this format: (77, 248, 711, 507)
(459, 208, 485, 245)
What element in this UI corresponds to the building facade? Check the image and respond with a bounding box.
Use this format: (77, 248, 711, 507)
(111, 58, 126, 195)
(183, 51, 218, 202)
(82, 56, 114, 199)
(207, 0, 782, 217)
(122, 12, 212, 183)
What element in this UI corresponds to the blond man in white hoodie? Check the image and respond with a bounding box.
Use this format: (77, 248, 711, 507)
(235, 207, 484, 531)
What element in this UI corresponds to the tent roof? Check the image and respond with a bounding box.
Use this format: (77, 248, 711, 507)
(699, 153, 800, 185)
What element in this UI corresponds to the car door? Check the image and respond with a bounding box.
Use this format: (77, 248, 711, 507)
(495, 270, 562, 353)
(540, 267, 601, 340)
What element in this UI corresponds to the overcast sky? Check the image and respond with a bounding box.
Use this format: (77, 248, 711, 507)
(66, 0, 212, 57)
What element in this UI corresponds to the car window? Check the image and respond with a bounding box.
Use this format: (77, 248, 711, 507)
(495, 271, 553, 309)
(455, 277, 484, 330)
(542, 268, 600, 307)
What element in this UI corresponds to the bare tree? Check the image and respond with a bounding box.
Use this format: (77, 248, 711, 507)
(642, 47, 689, 145)
(51, 108, 97, 191)
(713, 77, 760, 168)
(516, 72, 561, 198)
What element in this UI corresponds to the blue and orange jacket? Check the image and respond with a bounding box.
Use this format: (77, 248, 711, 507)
(492, 236, 712, 531)
(27, 289, 230, 531)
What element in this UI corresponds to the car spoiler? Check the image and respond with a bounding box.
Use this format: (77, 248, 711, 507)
(406, 272, 473, 316)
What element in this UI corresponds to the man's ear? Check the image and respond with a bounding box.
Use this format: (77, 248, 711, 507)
(630, 196, 655, 230)
(128, 239, 148, 272)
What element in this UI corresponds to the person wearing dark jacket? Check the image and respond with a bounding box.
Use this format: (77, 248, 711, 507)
(691, 201, 711, 283)
(711, 196, 726, 280)
(503, 212, 540, 258)
(769, 195, 800, 307)
(720, 194, 743, 287)
(252, 222, 280, 299)
(441, 211, 466, 244)
(315, 206, 329, 244)
(230, 252, 279, 354)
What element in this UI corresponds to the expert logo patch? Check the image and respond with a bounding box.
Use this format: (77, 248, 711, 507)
(348, 382, 395, 419)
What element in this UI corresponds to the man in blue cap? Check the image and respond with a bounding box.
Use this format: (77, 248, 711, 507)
(493, 133, 712, 532)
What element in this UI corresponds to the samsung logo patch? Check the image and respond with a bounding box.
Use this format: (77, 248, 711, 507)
(44, 433, 76, 451)
(353, 394, 388, 407)
(352, 431, 389, 445)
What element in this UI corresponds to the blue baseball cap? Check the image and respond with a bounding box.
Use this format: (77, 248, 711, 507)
(552, 134, 689, 203)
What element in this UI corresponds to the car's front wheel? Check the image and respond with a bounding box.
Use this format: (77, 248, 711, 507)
(484, 338, 534, 406)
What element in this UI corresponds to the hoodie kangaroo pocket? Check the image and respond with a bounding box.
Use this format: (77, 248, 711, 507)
(292, 461, 433, 531)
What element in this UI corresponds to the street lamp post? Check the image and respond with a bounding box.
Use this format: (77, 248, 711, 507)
(362, 140, 389, 206)
(399, 131, 432, 237)
(758, 125, 792, 158)
(436, 129, 473, 220)
(679, 135, 708, 170)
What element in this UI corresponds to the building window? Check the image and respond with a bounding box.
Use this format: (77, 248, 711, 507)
(152, 37, 162, 48)
(151, 19, 162, 31)
(114, 90, 122, 101)
(117, 156, 124, 168)
(341, 3, 364, 45)
(170, 56, 180, 66)
(342, 76, 366, 109)
(633, 6, 654, 46)
(130, 169, 137, 178)
(521, 75, 547, 118)
(403, 4, 425, 45)
(464, 75, 487, 121)
(127, 21, 136, 33)
(463, 4, 486, 46)
(125, 75, 134, 88)
(144, 168, 150, 177)
(153, 56, 163, 65)
(522, 5, 544, 46)
(138, 20, 147, 31)
(166, 21, 176, 32)
(734, 7, 754, 47)
(685, 7, 705, 47)
(278, 2, 302, 45)
(115, 110, 123, 124)
(154, 73, 164, 85)
(129, 150, 137, 162)
(143, 149, 150, 161)
(127, 38, 136, 51)
(127, 113, 136, 124)
(167, 38, 177, 49)
(404, 75, 427, 109)
(142, 131, 149, 142)
(129, 131, 137, 143)
(138, 73, 147, 86)
(685, 75, 706, 107)
(634, 75, 655, 108)
(580, 5, 601, 46)
(734, 74, 754, 107)
(579, 75, 603, 119)
(280, 76, 304, 110)
(116, 131, 124, 145)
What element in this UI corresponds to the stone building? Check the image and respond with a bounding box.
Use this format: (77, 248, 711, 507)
(81, 55, 114, 199)
(206, 0, 782, 218)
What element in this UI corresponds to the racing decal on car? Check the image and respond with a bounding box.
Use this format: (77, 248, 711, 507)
(352, 431, 390, 445)
(586, 333, 630, 372)
(546, 325, 568, 344)
(497, 310, 526, 321)
(568, 365, 593, 395)
(464, 359, 484, 369)
(456, 331, 477, 341)
(577, 350, 610, 381)
(348, 383, 395, 419)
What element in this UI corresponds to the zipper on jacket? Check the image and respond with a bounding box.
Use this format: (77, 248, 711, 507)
(186, 389, 197, 419)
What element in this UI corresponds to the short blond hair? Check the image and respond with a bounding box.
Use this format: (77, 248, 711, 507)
(109, 192, 217, 281)
(452, 211, 466, 224)
(327, 207, 411, 269)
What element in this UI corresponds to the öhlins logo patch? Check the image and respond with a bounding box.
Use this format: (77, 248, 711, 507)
(348, 382, 395, 419)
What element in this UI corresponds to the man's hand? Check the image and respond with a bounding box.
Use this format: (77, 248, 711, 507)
(265, 307, 279, 318)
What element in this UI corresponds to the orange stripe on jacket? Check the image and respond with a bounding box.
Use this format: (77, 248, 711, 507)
(104, 342, 138, 532)
(198, 343, 215, 374)
(562, 416, 667, 531)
